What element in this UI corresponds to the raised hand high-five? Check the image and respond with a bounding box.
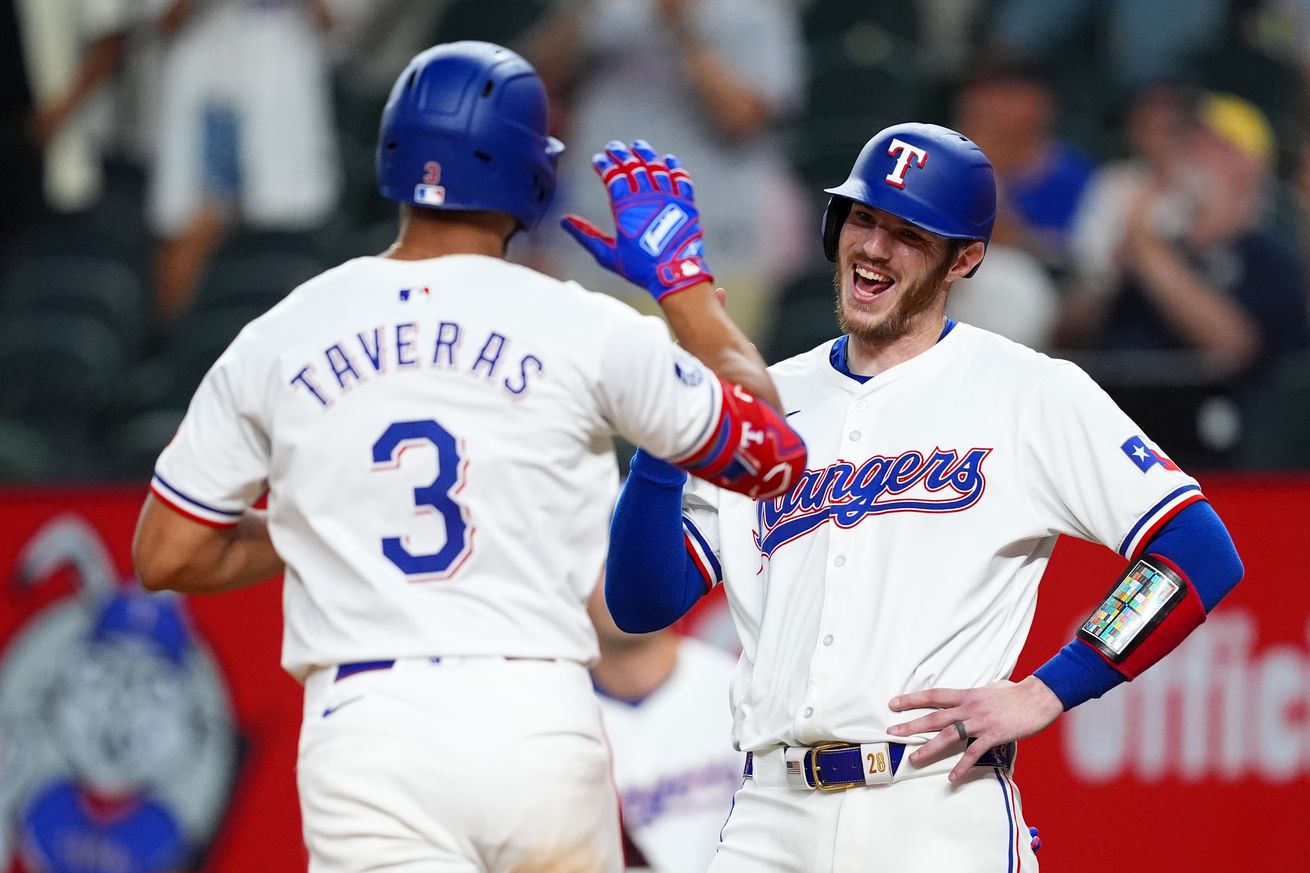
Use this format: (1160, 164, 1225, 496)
(561, 140, 714, 301)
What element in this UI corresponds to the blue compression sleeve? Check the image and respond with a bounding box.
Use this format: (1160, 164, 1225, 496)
(1143, 498, 1243, 611)
(605, 449, 708, 633)
(1033, 500, 1243, 709)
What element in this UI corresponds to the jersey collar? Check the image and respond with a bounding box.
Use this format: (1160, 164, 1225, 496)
(829, 318, 958, 384)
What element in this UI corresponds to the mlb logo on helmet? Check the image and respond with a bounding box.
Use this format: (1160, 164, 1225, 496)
(414, 184, 446, 206)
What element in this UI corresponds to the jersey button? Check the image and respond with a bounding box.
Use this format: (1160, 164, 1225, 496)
(855, 401, 867, 412)
(833, 555, 846, 567)
(802, 707, 813, 718)
(849, 430, 861, 441)
(822, 634, 833, 646)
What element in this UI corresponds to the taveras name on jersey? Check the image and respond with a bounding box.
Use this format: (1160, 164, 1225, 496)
(152, 254, 725, 681)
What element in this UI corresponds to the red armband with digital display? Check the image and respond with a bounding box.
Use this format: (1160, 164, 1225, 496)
(1077, 553, 1207, 680)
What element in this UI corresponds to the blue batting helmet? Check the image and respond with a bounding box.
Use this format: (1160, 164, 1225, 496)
(376, 41, 564, 231)
(821, 123, 996, 275)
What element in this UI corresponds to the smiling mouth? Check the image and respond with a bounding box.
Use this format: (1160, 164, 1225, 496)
(851, 263, 893, 303)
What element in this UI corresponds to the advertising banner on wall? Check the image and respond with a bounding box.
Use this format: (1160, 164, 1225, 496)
(0, 477, 1305, 871)
(0, 489, 305, 873)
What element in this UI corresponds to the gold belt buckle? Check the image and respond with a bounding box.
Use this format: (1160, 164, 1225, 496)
(809, 742, 857, 791)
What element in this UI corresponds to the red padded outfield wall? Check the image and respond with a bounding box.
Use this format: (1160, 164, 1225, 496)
(0, 477, 1305, 872)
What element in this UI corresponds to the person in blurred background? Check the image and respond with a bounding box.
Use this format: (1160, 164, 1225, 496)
(1061, 91, 1310, 387)
(985, 0, 1231, 97)
(589, 584, 740, 873)
(942, 225, 1061, 351)
(951, 60, 1096, 277)
(1064, 80, 1198, 312)
(148, 0, 339, 327)
(520, 0, 809, 343)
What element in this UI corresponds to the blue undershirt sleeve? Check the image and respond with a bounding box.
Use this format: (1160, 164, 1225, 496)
(605, 449, 708, 633)
(1033, 499, 1243, 710)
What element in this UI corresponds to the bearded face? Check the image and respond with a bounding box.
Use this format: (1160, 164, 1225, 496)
(834, 239, 958, 346)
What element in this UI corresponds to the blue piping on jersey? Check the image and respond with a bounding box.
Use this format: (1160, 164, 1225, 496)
(828, 319, 957, 384)
(994, 768, 1017, 873)
(719, 776, 745, 843)
(1117, 484, 1201, 556)
(151, 473, 243, 519)
(684, 517, 722, 584)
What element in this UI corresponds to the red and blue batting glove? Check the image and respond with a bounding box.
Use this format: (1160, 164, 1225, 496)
(561, 140, 714, 302)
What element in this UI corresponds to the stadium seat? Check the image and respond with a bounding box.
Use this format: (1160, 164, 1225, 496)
(0, 253, 149, 357)
(0, 311, 124, 429)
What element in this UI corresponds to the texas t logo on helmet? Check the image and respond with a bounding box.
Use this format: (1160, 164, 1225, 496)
(884, 138, 928, 189)
(820, 122, 997, 277)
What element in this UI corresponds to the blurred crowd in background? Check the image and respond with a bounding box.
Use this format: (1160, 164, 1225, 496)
(3, 0, 1310, 483)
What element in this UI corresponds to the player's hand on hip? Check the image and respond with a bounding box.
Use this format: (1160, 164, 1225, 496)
(561, 140, 714, 302)
(886, 676, 1064, 783)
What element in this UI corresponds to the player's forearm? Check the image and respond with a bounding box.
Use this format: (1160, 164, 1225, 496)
(660, 282, 781, 410)
(210, 511, 285, 592)
(1033, 500, 1243, 710)
(135, 497, 283, 594)
(606, 451, 704, 632)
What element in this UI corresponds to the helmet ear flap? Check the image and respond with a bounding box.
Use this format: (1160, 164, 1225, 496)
(821, 197, 853, 262)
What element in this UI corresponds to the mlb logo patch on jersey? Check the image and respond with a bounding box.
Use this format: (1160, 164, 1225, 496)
(399, 286, 430, 301)
(1121, 436, 1179, 473)
(674, 361, 703, 386)
(672, 349, 704, 386)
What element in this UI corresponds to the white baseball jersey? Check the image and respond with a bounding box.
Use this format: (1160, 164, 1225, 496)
(596, 637, 742, 873)
(152, 254, 724, 681)
(682, 322, 1203, 752)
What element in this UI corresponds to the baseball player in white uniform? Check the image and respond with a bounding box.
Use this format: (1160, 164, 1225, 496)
(596, 123, 1246, 872)
(131, 41, 805, 873)
(588, 586, 741, 873)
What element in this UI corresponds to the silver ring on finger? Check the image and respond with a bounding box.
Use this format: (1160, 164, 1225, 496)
(952, 720, 968, 743)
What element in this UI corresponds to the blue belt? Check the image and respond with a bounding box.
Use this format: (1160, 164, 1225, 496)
(743, 740, 1017, 790)
(334, 656, 556, 681)
(335, 660, 402, 680)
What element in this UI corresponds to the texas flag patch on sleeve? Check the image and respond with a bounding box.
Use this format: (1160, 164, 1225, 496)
(1121, 435, 1180, 473)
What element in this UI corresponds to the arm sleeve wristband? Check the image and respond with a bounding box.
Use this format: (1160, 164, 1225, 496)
(1030, 500, 1244, 710)
(1034, 640, 1127, 711)
(604, 449, 706, 633)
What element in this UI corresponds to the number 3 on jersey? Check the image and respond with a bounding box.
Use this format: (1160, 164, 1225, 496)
(372, 419, 472, 579)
